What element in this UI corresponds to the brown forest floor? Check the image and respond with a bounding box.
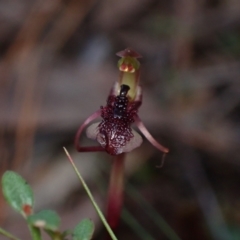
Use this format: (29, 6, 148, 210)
(1, 0, 240, 239)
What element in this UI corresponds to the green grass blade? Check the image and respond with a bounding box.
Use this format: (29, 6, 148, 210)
(63, 147, 118, 240)
(0, 227, 22, 240)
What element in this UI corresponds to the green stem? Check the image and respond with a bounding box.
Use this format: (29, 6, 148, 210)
(0, 227, 22, 240)
(28, 225, 41, 240)
(63, 147, 118, 240)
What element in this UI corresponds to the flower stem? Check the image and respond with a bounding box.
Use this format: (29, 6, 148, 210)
(106, 153, 125, 230)
(28, 225, 41, 240)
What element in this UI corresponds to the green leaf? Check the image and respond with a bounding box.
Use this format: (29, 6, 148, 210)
(27, 210, 60, 232)
(73, 219, 94, 240)
(2, 171, 34, 217)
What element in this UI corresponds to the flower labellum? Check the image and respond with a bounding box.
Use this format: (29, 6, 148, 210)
(86, 84, 143, 155)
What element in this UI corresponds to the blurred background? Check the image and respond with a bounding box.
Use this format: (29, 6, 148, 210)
(1, 0, 240, 239)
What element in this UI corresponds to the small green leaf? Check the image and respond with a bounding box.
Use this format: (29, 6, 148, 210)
(2, 171, 34, 217)
(27, 210, 60, 232)
(73, 219, 94, 240)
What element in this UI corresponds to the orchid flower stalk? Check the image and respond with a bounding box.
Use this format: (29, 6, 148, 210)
(75, 48, 169, 232)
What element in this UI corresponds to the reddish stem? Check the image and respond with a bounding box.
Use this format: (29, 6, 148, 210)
(106, 153, 125, 230)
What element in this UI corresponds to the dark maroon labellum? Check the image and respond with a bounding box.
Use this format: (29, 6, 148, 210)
(97, 84, 136, 155)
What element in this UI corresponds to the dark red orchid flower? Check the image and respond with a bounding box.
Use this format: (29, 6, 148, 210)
(75, 48, 169, 156)
(74, 49, 169, 233)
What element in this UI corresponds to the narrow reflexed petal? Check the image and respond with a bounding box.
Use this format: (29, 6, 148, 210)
(134, 115, 169, 153)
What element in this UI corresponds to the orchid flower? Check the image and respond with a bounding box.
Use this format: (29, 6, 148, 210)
(75, 48, 169, 232)
(75, 48, 169, 155)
